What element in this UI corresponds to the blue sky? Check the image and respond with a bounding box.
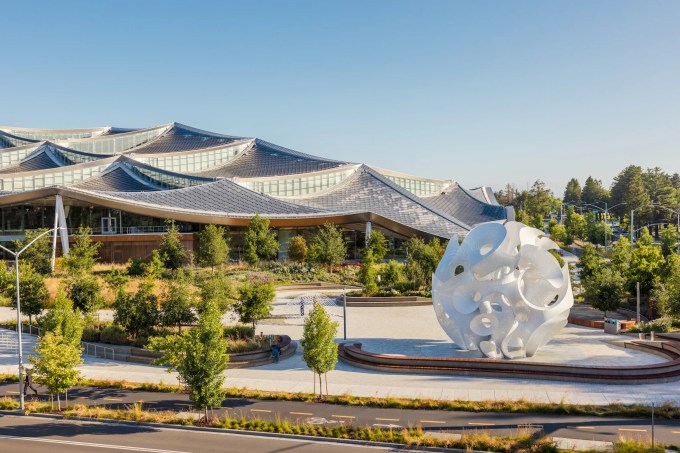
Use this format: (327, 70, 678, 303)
(2, 1, 679, 194)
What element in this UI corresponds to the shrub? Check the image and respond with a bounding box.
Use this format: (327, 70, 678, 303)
(223, 324, 254, 339)
(629, 317, 673, 333)
(132, 336, 149, 348)
(127, 258, 146, 276)
(81, 327, 101, 342)
(287, 235, 308, 263)
(380, 260, 404, 287)
(100, 324, 131, 345)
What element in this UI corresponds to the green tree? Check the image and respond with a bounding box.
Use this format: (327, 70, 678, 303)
(583, 267, 627, 317)
(236, 276, 275, 337)
(365, 231, 389, 261)
(630, 229, 665, 294)
(563, 178, 582, 205)
(524, 180, 552, 220)
(15, 263, 49, 326)
(197, 224, 229, 269)
(567, 211, 587, 241)
(198, 271, 235, 314)
(308, 223, 347, 272)
(103, 267, 129, 294)
(287, 235, 308, 263)
(549, 223, 569, 245)
(609, 236, 632, 282)
(611, 165, 650, 219)
(13, 229, 52, 275)
(113, 279, 161, 338)
(300, 301, 338, 397)
(149, 300, 229, 420)
(358, 249, 378, 295)
(30, 291, 83, 410)
(381, 260, 405, 287)
(576, 244, 604, 281)
(514, 209, 531, 225)
(585, 217, 612, 246)
(66, 274, 102, 314)
(406, 237, 441, 290)
(162, 270, 197, 332)
(158, 220, 187, 270)
(243, 214, 279, 265)
(661, 227, 679, 258)
(581, 176, 610, 206)
(63, 227, 101, 276)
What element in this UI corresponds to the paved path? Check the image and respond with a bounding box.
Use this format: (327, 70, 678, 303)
(1, 382, 678, 445)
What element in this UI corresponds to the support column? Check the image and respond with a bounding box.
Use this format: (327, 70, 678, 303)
(365, 221, 372, 240)
(50, 199, 59, 274)
(56, 195, 70, 256)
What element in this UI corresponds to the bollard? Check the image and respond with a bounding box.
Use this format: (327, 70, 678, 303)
(650, 331, 655, 341)
(638, 333, 644, 340)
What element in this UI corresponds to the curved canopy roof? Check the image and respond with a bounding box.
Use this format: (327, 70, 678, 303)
(420, 183, 507, 226)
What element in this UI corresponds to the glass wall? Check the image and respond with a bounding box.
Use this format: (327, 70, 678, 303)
(383, 175, 446, 197)
(0, 146, 39, 168)
(0, 163, 108, 191)
(239, 168, 355, 197)
(138, 141, 250, 173)
(130, 163, 213, 189)
(4, 129, 101, 141)
(61, 127, 166, 154)
(0, 133, 35, 149)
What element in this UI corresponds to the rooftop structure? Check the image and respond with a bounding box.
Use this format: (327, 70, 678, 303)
(0, 122, 510, 261)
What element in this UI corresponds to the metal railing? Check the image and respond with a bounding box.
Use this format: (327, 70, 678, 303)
(0, 331, 17, 350)
(80, 341, 115, 360)
(21, 323, 41, 337)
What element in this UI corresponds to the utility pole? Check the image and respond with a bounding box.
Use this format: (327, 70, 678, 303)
(636, 282, 641, 324)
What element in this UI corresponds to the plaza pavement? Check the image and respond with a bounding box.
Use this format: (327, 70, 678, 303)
(2, 284, 680, 408)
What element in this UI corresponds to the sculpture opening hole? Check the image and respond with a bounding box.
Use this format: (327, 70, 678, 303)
(454, 265, 464, 276)
(473, 292, 481, 302)
(480, 243, 494, 255)
(490, 303, 502, 312)
(547, 294, 559, 306)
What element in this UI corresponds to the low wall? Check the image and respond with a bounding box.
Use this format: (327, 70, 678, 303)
(338, 339, 680, 384)
(344, 296, 432, 307)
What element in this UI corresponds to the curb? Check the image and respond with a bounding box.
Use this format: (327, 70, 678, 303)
(0, 410, 490, 453)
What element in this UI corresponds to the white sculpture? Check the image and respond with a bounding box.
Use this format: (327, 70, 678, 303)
(432, 221, 573, 359)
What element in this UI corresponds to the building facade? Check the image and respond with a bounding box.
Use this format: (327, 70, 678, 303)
(0, 123, 511, 262)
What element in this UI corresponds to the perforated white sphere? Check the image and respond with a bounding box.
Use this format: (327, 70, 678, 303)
(432, 221, 573, 359)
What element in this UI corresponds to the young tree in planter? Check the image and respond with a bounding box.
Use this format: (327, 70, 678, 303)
(365, 230, 389, 261)
(243, 214, 279, 266)
(114, 279, 161, 339)
(149, 299, 229, 421)
(287, 235, 308, 263)
(197, 224, 230, 269)
(300, 302, 339, 397)
(162, 270, 197, 332)
(63, 227, 101, 276)
(30, 291, 83, 410)
(158, 220, 187, 270)
(308, 224, 347, 273)
(67, 273, 102, 314)
(358, 249, 378, 295)
(15, 264, 49, 327)
(13, 229, 52, 275)
(236, 275, 274, 337)
(199, 272, 235, 314)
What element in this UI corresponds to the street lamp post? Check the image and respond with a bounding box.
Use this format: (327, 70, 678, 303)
(630, 203, 679, 252)
(0, 228, 55, 411)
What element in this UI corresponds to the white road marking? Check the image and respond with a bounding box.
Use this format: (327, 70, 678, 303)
(0, 435, 191, 452)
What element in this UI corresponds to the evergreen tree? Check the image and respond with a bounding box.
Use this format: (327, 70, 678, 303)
(365, 230, 389, 261)
(66, 273, 102, 314)
(197, 225, 229, 269)
(514, 209, 531, 225)
(563, 178, 582, 205)
(611, 165, 650, 219)
(581, 176, 610, 206)
(300, 302, 339, 397)
(524, 180, 552, 220)
(13, 229, 52, 275)
(63, 227, 101, 276)
(576, 244, 604, 281)
(661, 227, 679, 258)
(243, 214, 279, 265)
(149, 300, 229, 420)
(30, 292, 83, 410)
(162, 270, 197, 332)
(287, 235, 308, 263)
(308, 224, 347, 272)
(158, 221, 187, 270)
(236, 275, 274, 336)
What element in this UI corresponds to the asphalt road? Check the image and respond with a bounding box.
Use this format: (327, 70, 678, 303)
(2, 382, 680, 445)
(0, 415, 406, 453)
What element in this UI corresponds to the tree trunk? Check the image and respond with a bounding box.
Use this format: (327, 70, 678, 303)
(313, 373, 316, 395)
(324, 373, 328, 396)
(65, 389, 68, 408)
(252, 321, 256, 340)
(57, 393, 61, 411)
(178, 323, 182, 333)
(205, 406, 208, 422)
(318, 373, 322, 398)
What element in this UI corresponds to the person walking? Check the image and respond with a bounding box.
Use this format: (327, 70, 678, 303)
(24, 369, 38, 396)
(300, 299, 305, 317)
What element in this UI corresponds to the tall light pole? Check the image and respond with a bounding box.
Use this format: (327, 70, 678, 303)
(590, 201, 627, 252)
(649, 203, 680, 254)
(0, 228, 55, 411)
